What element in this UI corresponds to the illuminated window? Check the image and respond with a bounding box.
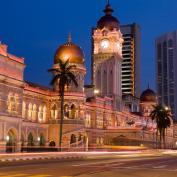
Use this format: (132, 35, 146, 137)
(96, 115, 103, 129)
(107, 116, 112, 127)
(38, 105, 47, 122)
(38, 106, 43, 122)
(7, 93, 18, 113)
(28, 103, 32, 120)
(22, 102, 26, 118)
(85, 113, 91, 128)
(70, 104, 76, 119)
(32, 104, 37, 121)
(43, 106, 46, 121)
(51, 104, 58, 119)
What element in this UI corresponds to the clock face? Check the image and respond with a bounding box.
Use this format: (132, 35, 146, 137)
(100, 39, 110, 49)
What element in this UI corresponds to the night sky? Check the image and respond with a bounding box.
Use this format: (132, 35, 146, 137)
(1, 0, 177, 92)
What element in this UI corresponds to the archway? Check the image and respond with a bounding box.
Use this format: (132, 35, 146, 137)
(39, 134, 45, 146)
(6, 129, 17, 153)
(27, 132, 34, 146)
(21, 133, 25, 147)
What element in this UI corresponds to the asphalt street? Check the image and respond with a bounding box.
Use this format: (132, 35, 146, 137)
(0, 153, 177, 177)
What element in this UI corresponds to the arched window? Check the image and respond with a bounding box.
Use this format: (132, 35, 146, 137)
(7, 93, 18, 113)
(43, 106, 47, 122)
(64, 104, 69, 119)
(32, 104, 37, 121)
(22, 102, 26, 118)
(28, 103, 32, 120)
(70, 104, 76, 119)
(51, 104, 58, 119)
(38, 106, 43, 122)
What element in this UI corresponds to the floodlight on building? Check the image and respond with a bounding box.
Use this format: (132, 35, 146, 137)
(6, 135, 9, 141)
(94, 89, 99, 95)
(37, 137, 40, 141)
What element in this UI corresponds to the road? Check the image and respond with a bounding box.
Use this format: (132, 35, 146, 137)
(0, 152, 177, 177)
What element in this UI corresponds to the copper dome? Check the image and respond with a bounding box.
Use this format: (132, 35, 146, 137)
(97, 3, 120, 30)
(54, 35, 84, 64)
(140, 89, 157, 102)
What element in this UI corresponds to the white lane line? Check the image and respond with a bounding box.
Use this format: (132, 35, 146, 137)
(153, 165, 167, 169)
(72, 162, 124, 167)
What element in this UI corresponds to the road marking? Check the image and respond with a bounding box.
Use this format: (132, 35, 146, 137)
(153, 165, 167, 169)
(72, 161, 124, 167)
(28, 175, 52, 177)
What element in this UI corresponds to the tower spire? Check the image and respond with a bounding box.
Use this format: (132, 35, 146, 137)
(68, 33, 72, 43)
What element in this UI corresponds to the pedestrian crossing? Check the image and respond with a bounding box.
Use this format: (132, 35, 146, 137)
(0, 173, 52, 177)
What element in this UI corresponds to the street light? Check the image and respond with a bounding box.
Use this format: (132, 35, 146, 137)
(165, 106, 169, 111)
(94, 89, 99, 95)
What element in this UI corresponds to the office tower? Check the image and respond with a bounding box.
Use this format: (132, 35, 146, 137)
(156, 31, 177, 119)
(120, 23, 141, 97)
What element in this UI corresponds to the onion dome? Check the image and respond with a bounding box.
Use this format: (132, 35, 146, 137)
(54, 34, 85, 64)
(140, 88, 157, 102)
(97, 2, 120, 30)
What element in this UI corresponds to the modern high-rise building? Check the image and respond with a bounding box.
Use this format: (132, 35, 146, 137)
(155, 31, 177, 119)
(120, 23, 141, 97)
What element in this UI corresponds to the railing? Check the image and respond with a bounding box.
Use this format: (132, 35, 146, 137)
(49, 119, 84, 125)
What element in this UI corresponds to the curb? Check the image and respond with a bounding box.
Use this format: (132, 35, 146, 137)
(0, 155, 85, 163)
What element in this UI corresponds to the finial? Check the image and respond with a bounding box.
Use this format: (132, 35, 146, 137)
(147, 82, 150, 89)
(104, 0, 113, 15)
(68, 33, 72, 43)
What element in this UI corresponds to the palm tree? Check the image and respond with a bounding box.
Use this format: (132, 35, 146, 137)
(49, 59, 78, 151)
(150, 104, 171, 148)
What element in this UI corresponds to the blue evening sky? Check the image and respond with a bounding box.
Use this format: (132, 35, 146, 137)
(1, 0, 177, 92)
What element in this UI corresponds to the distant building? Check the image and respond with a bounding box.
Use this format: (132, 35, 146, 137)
(120, 23, 141, 97)
(155, 31, 177, 119)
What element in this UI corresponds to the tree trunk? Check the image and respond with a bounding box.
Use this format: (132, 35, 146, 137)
(156, 129, 158, 149)
(59, 85, 64, 151)
(159, 129, 162, 149)
(163, 128, 166, 149)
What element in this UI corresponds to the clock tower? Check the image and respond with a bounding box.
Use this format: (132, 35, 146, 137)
(91, 2, 123, 110)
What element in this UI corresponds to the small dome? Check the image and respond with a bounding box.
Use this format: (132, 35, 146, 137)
(97, 3, 120, 30)
(54, 35, 84, 64)
(140, 89, 157, 102)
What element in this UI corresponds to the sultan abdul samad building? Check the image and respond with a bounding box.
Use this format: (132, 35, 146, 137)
(0, 3, 174, 152)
